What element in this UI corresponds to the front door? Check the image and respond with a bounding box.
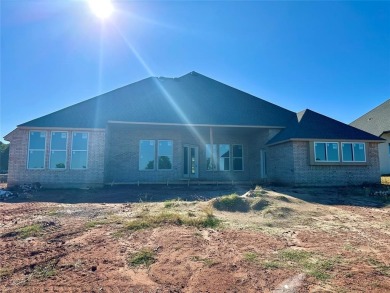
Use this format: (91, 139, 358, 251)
(183, 145, 199, 178)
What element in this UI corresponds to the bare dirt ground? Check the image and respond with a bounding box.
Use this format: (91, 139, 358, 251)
(0, 185, 389, 292)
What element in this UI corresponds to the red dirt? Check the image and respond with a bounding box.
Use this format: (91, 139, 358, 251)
(0, 189, 389, 292)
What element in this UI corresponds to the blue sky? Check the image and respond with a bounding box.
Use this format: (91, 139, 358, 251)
(1, 0, 389, 142)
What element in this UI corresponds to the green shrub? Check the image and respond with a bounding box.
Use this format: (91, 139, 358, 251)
(213, 194, 250, 212)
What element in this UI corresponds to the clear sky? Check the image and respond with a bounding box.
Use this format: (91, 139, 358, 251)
(1, 0, 389, 142)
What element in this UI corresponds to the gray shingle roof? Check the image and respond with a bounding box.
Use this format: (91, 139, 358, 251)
(267, 109, 383, 145)
(19, 72, 295, 128)
(350, 99, 390, 136)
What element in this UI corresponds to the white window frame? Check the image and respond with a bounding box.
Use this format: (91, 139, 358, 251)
(71, 132, 89, 170)
(341, 142, 366, 162)
(314, 142, 340, 162)
(157, 140, 173, 170)
(205, 143, 244, 171)
(27, 131, 47, 170)
(49, 131, 68, 170)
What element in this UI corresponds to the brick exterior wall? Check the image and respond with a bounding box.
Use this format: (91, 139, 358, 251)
(267, 141, 381, 186)
(104, 124, 272, 183)
(6, 128, 105, 188)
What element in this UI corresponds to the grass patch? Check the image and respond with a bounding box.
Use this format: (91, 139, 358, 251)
(122, 209, 220, 233)
(213, 194, 250, 212)
(243, 252, 258, 263)
(164, 198, 182, 208)
(275, 195, 292, 203)
(368, 258, 390, 276)
(127, 248, 156, 268)
(31, 261, 57, 280)
(262, 260, 283, 269)
(263, 207, 294, 219)
(263, 248, 338, 281)
(86, 215, 125, 229)
(18, 224, 43, 239)
(190, 256, 215, 267)
(251, 199, 270, 211)
(0, 267, 12, 278)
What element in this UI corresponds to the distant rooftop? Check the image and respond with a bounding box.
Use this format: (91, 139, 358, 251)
(350, 99, 390, 136)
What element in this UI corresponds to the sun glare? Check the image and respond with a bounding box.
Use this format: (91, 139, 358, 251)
(88, 0, 114, 19)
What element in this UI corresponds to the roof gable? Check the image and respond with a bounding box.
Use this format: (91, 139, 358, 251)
(350, 99, 390, 136)
(19, 72, 295, 129)
(267, 109, 383, 145)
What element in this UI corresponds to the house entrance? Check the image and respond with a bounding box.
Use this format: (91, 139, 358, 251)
(183, 145, 199, 178)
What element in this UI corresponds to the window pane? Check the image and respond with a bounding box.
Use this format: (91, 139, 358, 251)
(28, 150, 45, 169)
(219, 144, 230, 170)
(158, 140, 172, 156)
(50, 151, 66, 169)
(183, 147, 188, 175)
(327, 143, 339, 161)
(139, 140, 155, 170)
(219, 144, 230, 158)
(71, 151, 87, 169)
(314, 143, 326, 161)
(233, 158, 243, 171)
(158, 140, 173, 170)
(342, 143, 353, 161)
(232, 145, 242, 157)
(158, 156, 172, 169)
(206, 144, 217, 171)
(353, 143, 365, 162)
(219, 157, 230, 171)
(72, 132, 88, 150)
(29, 131, 46, 149)
(51, 132, 67, 150)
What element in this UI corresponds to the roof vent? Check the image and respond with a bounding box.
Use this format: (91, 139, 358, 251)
(368, 117, 373, 121)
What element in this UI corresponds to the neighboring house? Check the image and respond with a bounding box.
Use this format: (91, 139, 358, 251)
(4, 72, 383, 187)
(351, 99, 390, 175)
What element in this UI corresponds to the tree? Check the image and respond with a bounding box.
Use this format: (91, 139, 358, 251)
(0, 142, 9, 173)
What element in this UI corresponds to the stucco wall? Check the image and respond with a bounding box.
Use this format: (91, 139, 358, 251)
(6, 128, 105, 188)
(267, 141, 381, 186)
(378, 133, 390, 175)
(104, 124, 271, 183)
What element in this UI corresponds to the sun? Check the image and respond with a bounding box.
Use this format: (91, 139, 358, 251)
(88, 0, 114, 19)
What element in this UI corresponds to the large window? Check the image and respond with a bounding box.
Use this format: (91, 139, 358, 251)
(232, 144, 243, 171)
(71, 132, 88, 169)
(158, 140, 173, 170)
(206, 144, 217, 171)
(28, 131, 46, 169)
(342, 143, 366, 162)
(139, 140, 155, 170)
(206, 144, 243, 171)
(314, 142, 339, 162)
(219, 144, 230, 171)
(50, 132, 67, 169)
(139, 140, 173, 170)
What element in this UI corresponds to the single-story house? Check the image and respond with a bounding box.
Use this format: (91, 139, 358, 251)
(351, 99, 390, 175)
(4, 72, 384, 187)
